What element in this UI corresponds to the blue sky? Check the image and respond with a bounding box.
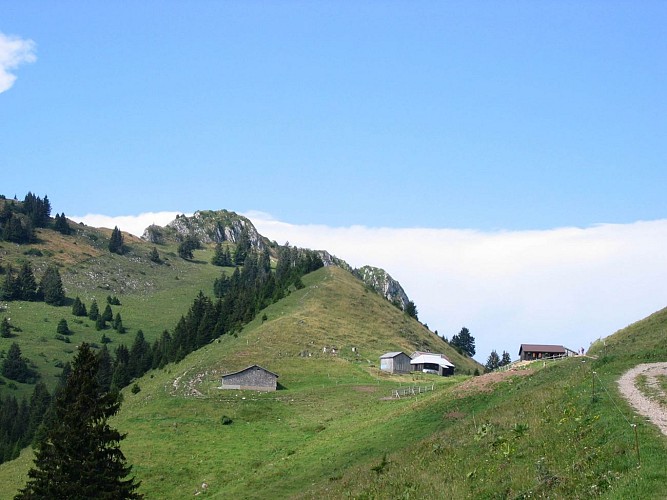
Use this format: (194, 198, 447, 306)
(2, 2, 667, 361)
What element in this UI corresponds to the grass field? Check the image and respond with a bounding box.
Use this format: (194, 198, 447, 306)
(2, 222, 667, 498)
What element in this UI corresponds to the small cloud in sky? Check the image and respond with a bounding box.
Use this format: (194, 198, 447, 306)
(0, 32, 36, 93)
(71, 211, 667, 363)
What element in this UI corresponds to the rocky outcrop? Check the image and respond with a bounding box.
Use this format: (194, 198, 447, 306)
(355, 265, 410, 311)
(141, 210, 267, 251)
(316, 250, 352, 271)
(140, 210, 413, 312)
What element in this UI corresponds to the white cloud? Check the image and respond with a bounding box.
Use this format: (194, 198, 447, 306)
(248, 215, 667, 362)
(70, 212, 188, 238)
(71, 210, 667, 363)
(0, 32, 36, 93)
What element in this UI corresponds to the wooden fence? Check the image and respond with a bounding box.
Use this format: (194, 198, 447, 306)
(496, 354, 571, 372)
(391, 384, 435, 398)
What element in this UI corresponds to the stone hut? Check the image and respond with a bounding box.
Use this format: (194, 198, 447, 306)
(220, 365, 279, 392)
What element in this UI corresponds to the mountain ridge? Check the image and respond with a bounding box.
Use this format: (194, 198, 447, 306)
(139, 209, 415, 313)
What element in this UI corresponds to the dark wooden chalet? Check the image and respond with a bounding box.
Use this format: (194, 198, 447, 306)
(518, 344, 577, 361)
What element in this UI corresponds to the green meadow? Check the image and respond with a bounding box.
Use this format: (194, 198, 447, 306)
(2, 221, 667, 498)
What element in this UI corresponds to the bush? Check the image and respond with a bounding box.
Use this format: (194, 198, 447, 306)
(131, 383, 141, 394)
(220, 415, 233, 425)
(56, 318, 70, 335)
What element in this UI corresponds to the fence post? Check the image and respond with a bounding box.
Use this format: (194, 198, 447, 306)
(633, 424, 641, 467)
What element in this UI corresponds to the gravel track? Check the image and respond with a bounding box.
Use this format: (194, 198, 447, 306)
(617, 362, 667, 436)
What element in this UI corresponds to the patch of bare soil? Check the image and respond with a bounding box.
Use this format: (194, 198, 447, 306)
(453, 369, 533, 397)
(353, 385, 379, 393)
(618, 362, 667, 436)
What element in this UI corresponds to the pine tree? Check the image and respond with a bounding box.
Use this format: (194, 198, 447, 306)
(38, 265, 66, 306)
(0, 265, 18, 300)
(56, 319, 70, 336)
(1, 342, 34, 383)
(108, 226, 124, 255)
(128, 330, 152, 379)
(26, 382, 51, 446)
(177, 235, 199, 260)
(113, 313, 126, 333)
(96, 346, 114, 393)
(17, 343, 143, 499)
(72, 296, 87, 317)
(102, 304, 114, 322)
(233, 228, 251, 265)
(500, 351, 512, 367)
(89, 299, 100, 321)
(149, 247, 161, 264)
(211, 242, 226, 266)
(405, 301, 419, 320)
(1, 317, 11, 338)
(450, 327, 476, 357)
(16, 262, 38, 301)
(485, 350, 501, 371)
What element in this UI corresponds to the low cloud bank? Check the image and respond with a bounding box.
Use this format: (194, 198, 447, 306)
(72, 211, 667, 362)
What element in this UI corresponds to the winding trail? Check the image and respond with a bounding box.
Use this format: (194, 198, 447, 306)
(617, 362, 667, 436)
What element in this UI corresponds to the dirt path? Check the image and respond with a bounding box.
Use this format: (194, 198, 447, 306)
(617, 362, 667, 436)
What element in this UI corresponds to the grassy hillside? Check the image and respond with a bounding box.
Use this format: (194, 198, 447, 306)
(0, 224, 223, 399)
(303, 307, 667, 499)
(0, 265, 480, 498)
(3, 217, 666, 498)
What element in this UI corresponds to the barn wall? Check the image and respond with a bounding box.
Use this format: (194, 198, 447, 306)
(221, 367, 277, 391)
(393, 354, 411, 373)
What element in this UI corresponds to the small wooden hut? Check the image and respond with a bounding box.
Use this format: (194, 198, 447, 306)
(220, 365, 279, 392)
(380, 352, 412, 374)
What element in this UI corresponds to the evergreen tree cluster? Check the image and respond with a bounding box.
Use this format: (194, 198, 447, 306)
(53, 213, 71, 235)
(71, 296, 126, 333)
(274, 245, 324, 291)
(0, 382, 51, 464)
(483, 349, 512, 371)
(0, 262, 65, 306)
(211, 242, 233, 267)
(0, 193, 53, 244)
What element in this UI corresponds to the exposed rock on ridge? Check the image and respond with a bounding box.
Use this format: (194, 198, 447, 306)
(142, 210, 266, 251)
(355, 265, 410, 311)
(140, 209, 413, 311)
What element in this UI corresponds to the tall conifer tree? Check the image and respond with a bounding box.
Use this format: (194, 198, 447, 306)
(17, 343, 142, 499)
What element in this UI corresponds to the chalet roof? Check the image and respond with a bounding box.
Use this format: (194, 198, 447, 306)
(380, 351, 408, 359)
(410, 353, 455, 368)
(518, 344, 566, 355)
(220, 364, 279, 379)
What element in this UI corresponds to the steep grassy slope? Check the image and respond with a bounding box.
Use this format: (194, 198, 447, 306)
(0, 225, 223, 399)
(0, 266, 480, 498)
